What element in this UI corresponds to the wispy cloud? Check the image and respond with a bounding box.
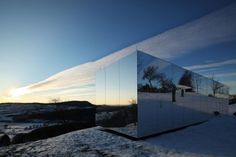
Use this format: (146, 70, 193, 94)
(7, 3, 236, 101)
(185, 59, 236, 70)
(205, 72, 236, 78)
(194, 68, 220, 73)
(138, 2, 236, 59)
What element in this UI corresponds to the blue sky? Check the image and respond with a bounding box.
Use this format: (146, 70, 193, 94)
(0, 0, 236, 102)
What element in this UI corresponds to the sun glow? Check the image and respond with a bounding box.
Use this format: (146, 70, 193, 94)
(9, 87, 29, 98)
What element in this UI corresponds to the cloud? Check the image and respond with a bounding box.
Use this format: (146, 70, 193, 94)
(194, 68, 220, 73)
(185, 59, 236, 70)
(205, 72, 236, 78)
(7, 3, 236, 101)
(137, 3, 236, 59)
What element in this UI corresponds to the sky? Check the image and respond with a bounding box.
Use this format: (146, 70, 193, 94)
(0, 0, 236, 103)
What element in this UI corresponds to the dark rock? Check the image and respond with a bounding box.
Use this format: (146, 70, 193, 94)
(12, 133, 27, 144)
(0, 134, 10, 147)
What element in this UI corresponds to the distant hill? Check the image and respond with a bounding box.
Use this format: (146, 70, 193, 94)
(0, 101, 95, 108)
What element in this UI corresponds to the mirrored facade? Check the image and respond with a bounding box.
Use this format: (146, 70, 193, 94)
(96, 52, 138, 137)
(96, 51, 229, 138)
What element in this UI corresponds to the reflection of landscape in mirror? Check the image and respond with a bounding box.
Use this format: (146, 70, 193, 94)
(96, 52, 137, 137)
(138, 51, 229, 107)
(138, 52, 174, 95)
(137, 51, 229, 137)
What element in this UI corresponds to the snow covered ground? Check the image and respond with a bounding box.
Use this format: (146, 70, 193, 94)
(0, 103, 94, 137)
(0, 104, 57, 123)
(0, 122, 44, 138)
(137, 92, 229, 137)
(0, 116, 235, 157)
(145, 116, 236, 157)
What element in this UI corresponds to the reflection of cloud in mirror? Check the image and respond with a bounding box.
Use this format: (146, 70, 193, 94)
(206, 72, 236, 78)
(194, 68, 220, 73)
(185, 59, 236, 70)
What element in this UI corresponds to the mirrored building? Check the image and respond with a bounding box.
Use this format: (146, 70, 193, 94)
(96, 51, 229, 138)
